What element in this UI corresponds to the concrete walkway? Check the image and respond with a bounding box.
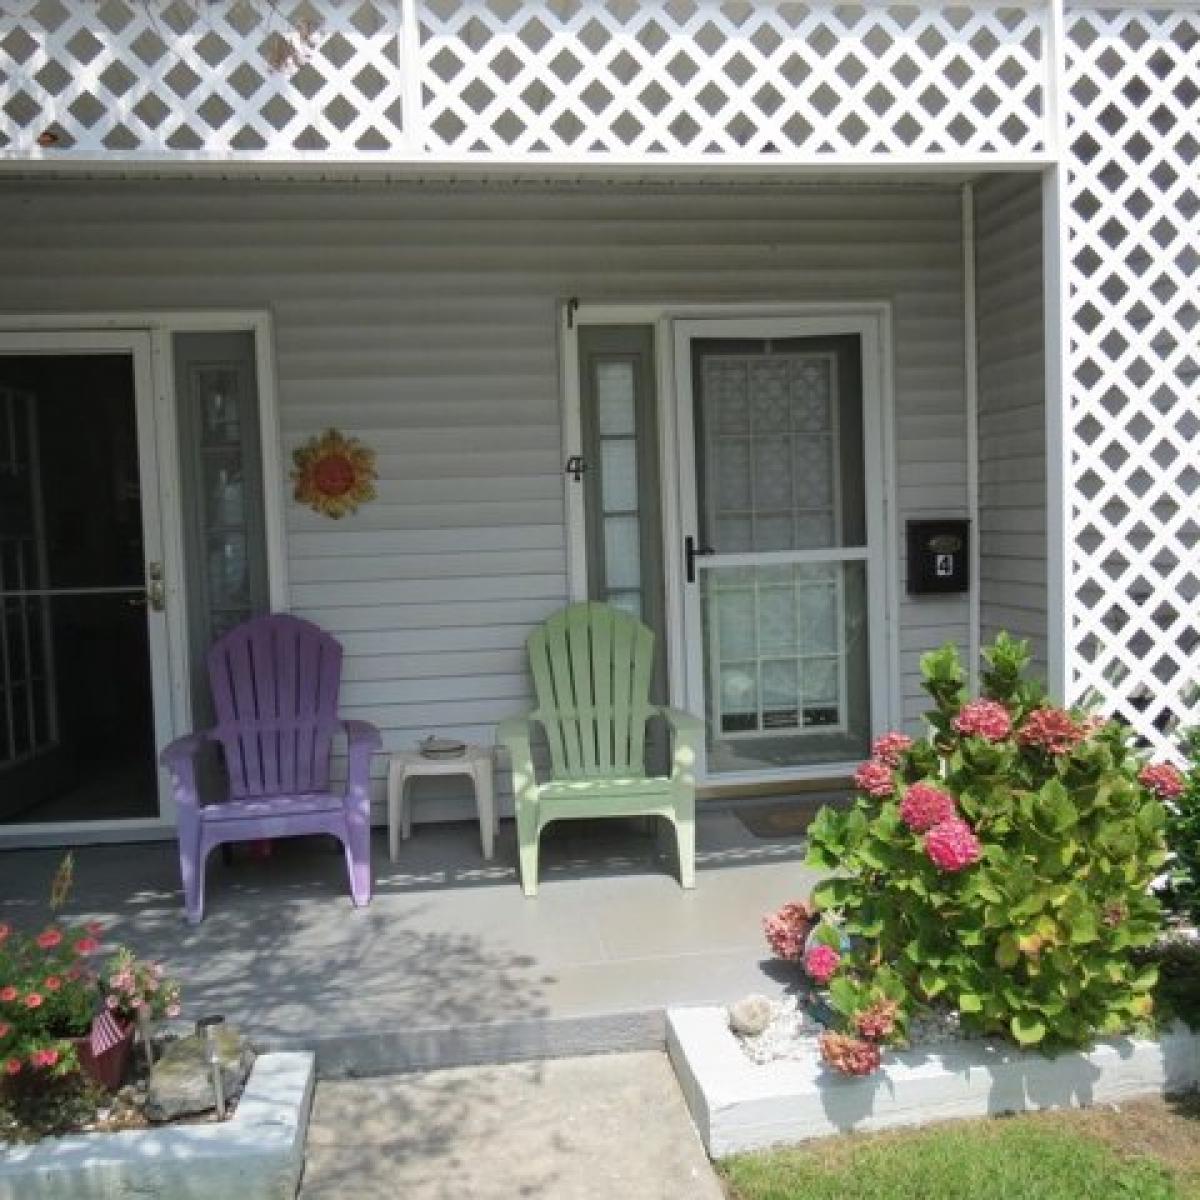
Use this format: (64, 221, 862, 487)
(299, 1052, 724, 1200)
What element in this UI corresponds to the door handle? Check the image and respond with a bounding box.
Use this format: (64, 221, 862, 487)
(684, 535, 713, 584)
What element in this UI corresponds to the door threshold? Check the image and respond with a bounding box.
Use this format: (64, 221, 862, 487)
(0, 820, 175, 849)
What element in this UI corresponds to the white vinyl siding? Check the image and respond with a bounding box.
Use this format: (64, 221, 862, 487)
(0, 180, 969, 808)
(974, 175, 1048, 675)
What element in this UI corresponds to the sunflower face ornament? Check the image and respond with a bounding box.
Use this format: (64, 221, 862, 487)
(292, 428, 377, 519)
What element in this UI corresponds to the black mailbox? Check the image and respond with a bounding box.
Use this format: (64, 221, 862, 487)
(907, 520, 970, 594)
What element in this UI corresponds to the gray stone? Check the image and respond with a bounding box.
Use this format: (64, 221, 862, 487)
(145, 1027, 255, 1122)
(728, 994, 774, 1037)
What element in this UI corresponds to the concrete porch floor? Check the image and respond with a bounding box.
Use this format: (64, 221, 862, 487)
(0, 807, 825, 1075)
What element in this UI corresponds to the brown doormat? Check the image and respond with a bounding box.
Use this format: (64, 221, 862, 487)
(734, 792, 851, 839)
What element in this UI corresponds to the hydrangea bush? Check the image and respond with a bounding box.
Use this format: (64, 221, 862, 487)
(1157, 731, 1199, 926)
(800, 634, 1169, 1072)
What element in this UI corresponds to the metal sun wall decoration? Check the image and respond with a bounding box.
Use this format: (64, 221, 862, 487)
(291, 428, 377, 519)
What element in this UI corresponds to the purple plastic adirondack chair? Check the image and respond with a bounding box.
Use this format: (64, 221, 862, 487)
(160, 614, 382, 923)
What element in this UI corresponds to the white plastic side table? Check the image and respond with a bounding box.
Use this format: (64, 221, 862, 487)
(387, 746, 497, 862)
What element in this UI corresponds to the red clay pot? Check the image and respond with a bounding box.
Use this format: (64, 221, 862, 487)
(72, 1018, 135, 1092)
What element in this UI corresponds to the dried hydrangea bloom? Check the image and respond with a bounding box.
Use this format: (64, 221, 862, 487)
(761, 901, 813, 962)
(819, 1031, 882, 1076)
(853, 999, 900, 1042)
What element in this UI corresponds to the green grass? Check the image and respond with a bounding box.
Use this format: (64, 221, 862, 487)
(719, 1114, 1193, 1200)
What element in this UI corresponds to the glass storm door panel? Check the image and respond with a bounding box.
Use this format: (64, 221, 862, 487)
(0, 339, 169, 826)
(677, 327, 881, 780)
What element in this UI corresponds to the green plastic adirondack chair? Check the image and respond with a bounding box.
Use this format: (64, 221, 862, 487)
(497, 602, 703, 897)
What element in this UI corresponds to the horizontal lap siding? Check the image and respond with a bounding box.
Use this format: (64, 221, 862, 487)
(974, 175, 1048, 676)
(0, 181, 966, 802)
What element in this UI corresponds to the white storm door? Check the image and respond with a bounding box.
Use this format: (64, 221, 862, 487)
(673, 316, 889, 785)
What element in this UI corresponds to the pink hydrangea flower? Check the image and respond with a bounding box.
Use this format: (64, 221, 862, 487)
(1140, 763, 1185, 799)
(951, 699, 1012, 742)
(762, 901, 814, 962)
(899, 782, 957, 832)
(1018, 707, 1085, 755)
(804, 943, 841, 984)
(925, 817, 982, 872)
(870, 731, 914, 767)
(854, 759, 894, 798)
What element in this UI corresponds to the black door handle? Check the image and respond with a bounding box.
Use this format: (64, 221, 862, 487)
(685, 535, 714, 583)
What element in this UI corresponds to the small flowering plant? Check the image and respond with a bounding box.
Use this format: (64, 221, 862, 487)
(0, 916, 103, 1080)
(803, 633, 1168, 1072)
(0, 855, 181, 1090)
(101, 948, 181, 1024)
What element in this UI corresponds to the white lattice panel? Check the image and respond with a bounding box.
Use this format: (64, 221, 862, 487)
(418, 0, 1050, 160)
(1064, 5, 1200, 757)
(0, 0, 410, 158)
(0, 0, 1052, 163)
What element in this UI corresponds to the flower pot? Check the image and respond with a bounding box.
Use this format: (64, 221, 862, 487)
(72, 1017, 135, 1092)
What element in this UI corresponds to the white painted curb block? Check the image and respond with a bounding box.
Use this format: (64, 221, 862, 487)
(0, 1051, 316, 1200)
(667, 1006, 1200, 1158)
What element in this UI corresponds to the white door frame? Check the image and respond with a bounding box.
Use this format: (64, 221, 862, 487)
(0, 311, 286, 843)
(560, 301, 899, 785)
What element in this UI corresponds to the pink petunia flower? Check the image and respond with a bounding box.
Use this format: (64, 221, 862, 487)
(35, 928, 63, 950)
(24, 992, 43, 1010)
(1140, 763, 1185, 799)
(0, 1021, 10, 1039)
(854, 759, 895, 798)
(0, 986, 17, 1003)
(951, 699, 1013, 742)
(73, 937, 101, 956)
(899, 782, 957, 832)
(43, 976, 62, 993)
(871, 731, 914, 767)
(804, 943, 842, 985)
(4, 1058, 20, 1076)
(1018, 707, 1085, 755)
(925, 817, 983, 873)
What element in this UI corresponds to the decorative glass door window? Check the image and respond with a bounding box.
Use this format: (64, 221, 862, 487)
(683, 332, 875, 778)
(700, 352, 847, 737)
(174, 333, 270, 733)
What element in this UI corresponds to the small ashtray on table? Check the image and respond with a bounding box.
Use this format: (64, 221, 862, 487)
(386, 738, 498, 862)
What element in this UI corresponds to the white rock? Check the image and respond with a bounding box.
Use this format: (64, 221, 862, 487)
(728, 995, 774, 1037)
